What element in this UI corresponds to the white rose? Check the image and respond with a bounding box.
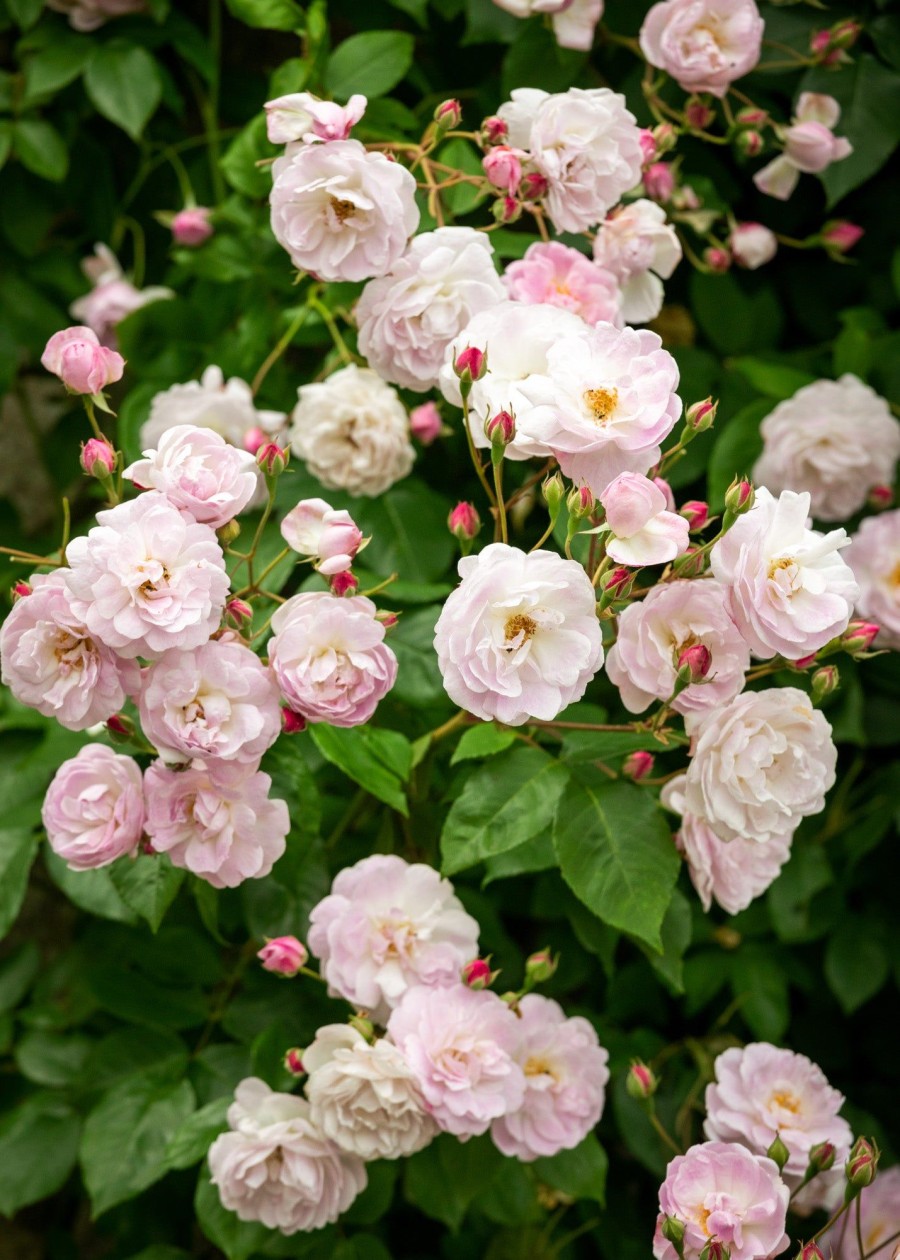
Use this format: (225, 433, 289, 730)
(753, 376, 900, 522)
(730, 222, 778, 270)
(592, 199, 682, 324)
(289, 364, 414, 497)
(683, 688, 837, 845)
(304, 1025, 438, 1160)
(847, 509, 900, 649)
(139, 365, 284, 451)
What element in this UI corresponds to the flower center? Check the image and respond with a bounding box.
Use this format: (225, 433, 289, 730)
(697, 1207, 711, 1236)
(889, 561, 900, 588)
(767, 556, 798, 586)
(583, 387, 618, 425)
(768, 1088, 801, 1114)
(524, 1055, 559, 1080)
(329, 196, 356, 223)
(504, 613, 537, 643)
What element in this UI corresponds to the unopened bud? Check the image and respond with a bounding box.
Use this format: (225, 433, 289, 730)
(481, 115, 508, 145)
(598, 565, 634, 610)
(672, 544, 707, 579)
(492, 195, 521, 225)
(524, 948, 558, 985)
(622, 750, 655, 781)
(106, 713, 135, 743)
(685, 98, 715, 130)
(461, 958, 495, 989)
(543, 472, 565, 519)
(796, 1244, 824, 1260)
(846, 1137, 878, 1193)
(243, 426, 267, 454)
(723, 478, 755, 516)
(680, 500, 710, 531)
(256, 442, 288, 477)
(454, 345, 486, 388)
(820, 220, 864, 255)
(626, 1060, 658, 1100)
(348, 1014, 375, 1042)
(735, 129, 764, 158)
(284, 1048, 305, 1076)
(331, 571, 359, 596)
(519, 171, 549, 201)
(12, 581, 32, 601)
(652, 122, 677, 154)
(808, 1141, 836, 1175)
(258, 935, 308, 976)
(767, 1133, 790, 1172)
(662, 1216, 686, 1253)
(217, 519, 242, 547)
(433, 98, 462, 131)
(486, 409, 516, 448)
(409, 400, 442, 446)
(448, 500, 481, 550)
(639, 128, 658, 164)
(704, 246, 732, 274)
(830, 19, 861, 49)
(676, 642, 712, 688)
(376, 610, 399, 629)
(793, 652, 818, 670)
(80, 437, 117, 479)
(685, 397, 717, 432)
(700, 1240, 730, 1260)
(810, 665, 839, 704)
(566, 484, 595, 518)
(644, 162, 675, 202)
(281, 707, 307, 734)
(736, 107, 768, 128)
(867, 484, 893, 511)
(841, 620, 879, 655)
(225, 597, 253, 628)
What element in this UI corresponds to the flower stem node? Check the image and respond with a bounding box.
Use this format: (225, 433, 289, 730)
(626, 1060, 659, 1101)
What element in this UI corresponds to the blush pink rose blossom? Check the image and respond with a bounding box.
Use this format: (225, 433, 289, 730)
(143, 760, 288, 889)
(70, 245, 172, 348)
(124, 425, 259, 528)
(64, 493, 229, 660)
(434, 543, 604, 726)
(819, 1166, 900, 1260)
(171, 207, 213, 247)
(387, 984, 526, 1138)
(264, 92, 367, 145)
(847, 510, 900, 650)
(653, 1141, 790, 1260)
(258, 936, 308, 976)
(268, 592, 397, 727)
(606, 579, 750, 726)
(42, 744, 145, 871)
(208, 1078, 366, 1233)
(41, 327, 125, 394)
(139, 639, 282, 767)
(592, 199, 683, 324)
(269, 139, 419, 283)
(710, 487, 858, 660)
(502, 241, 622, 327)
(483, 146, 524, 193)
(0, 571, 139, 730)
(280, 498, 363, 574)
(409, 401, 443, 445)
(599, 473, 690, 565)
(307, 854, 481, 1024)
(491, 994, 610, 1161)
(640, 0, 765, 98)
(490, 0, 603, 52)
(661, 775, 792, 915)
(754, 94, 852, 201)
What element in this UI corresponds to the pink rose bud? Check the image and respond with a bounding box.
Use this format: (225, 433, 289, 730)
(281, 707, 307, 734)
(625, 1060, 658, 1100)
(284, 1047, 305, 1076)
(685, 99, 715, 130)
(797, 1244, 825, 1260)
(820, 220, 864, 254)
(492, 195, 521, 225)
(256, 441, 289, 477)
(622, 750, 655, 782)
(830, 18, 861, 49)
(448, 500, 481, 543)
(377, 611, 398, 629)
(841, 620, 879, 655)
(482, 146, 523, 194)
(679, 500, 709, 531)
(171, 206, 214, 247)
(225, 598, 253, 628)
(524, 948, 558, 984)
(598, 565, 634, 609)
(807, 1141, 837, 1174)
(409, 400, 442, 445)
(674, 544, 706, 578)
(677, 642, 712, 684)
(810, 665, 839, 704)
(767, 1133, 790, 1171)
(243, 426, 267, 454)
(793, 652, 818, 670)
(644, 162, 675, 202)
(434, 98, 462, 130)
(700, 1240, 730, 1260)
(810, 28, 832, 57)
(519, 171, 549, 200)
(704, 246, 732, 274)
(723, 477, 754, 515)
(12, 581, 32, 601)
(867, 484, 893, 511)
(653, 122, 677, 154)
(846, 1137, 878, 1191)
(105, 713, 135, 743)
(80, 437, 117, 479)
(685, 397, 718, 431)
(485, 410, 515, 447)
(257, 936, 308, 977)
(461, 958, 494, 989)
(736, 107, 768, 127)
(41, 326, 125, 395)
(735, 129, 764, 158)
(330, 570, 359, 597)
(454, 345, 486, 384)
(639, 128, 658, 163)
(567, 484, 595, 517)
(481, 115, 508, 144)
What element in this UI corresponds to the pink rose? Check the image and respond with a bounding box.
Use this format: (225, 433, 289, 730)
(64, 493, 229, 660)
(593, 199, 682, 324)
(819, 1167, 900, 1260)
(387, 984, 526, 1138)
(280, 498, 363, 575)
(654, 1141, 789, 1260)
(482, 146, 524, 193)
(41, 744, 145, 871)
(124, 424, 259, 527)
(41, 326, 124, 394)
(784, 121, 852, 173)
(307, 854, 481, 1024)
(71, 246, 172, 348)
(264, 92, 367, 145)
(171, 207, 213, 247)
(847, 510, 900, 650)
(640, 0, 765, 98)
(143, 760, 288, 889)
(599, 472, 690, 565)
(267, 592, 397, 727)
(258, 936, 308, 976)
(139, 639, 282, 767)
(0, 571, 139, 731)
(606, 579, 749, 726)
(754, 94, 852, 201)
(502, 241, 622, 327)
(490, 994, 610, 1160)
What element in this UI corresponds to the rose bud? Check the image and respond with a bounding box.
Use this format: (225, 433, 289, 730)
(492, 195, 521, 225)
(216, 520, 241, 547)
(257, 936, 308, 977)
(796, 1244, 824, 1260)
(566, 484, 595, 518)
(454, 345, 486, 387)
(841, 621, 879, 655)
(41, 326, 125, 396)
(281, 707, 307, 734)
(734, 129, 764, 158)
(810, 665, 839, 704)
(767, 1133, 790, 1172)
(348, 1014, 375, 1042)
(598, 565, 635, 610)
(461, 958, 495, 989)
(331, 571, 359, 597)
(542, 472, 565, 518)
(284, 1047, 305, 1076)
(639, 128, 658, 163)
(820, 220, 864, 255)
(644, 162, 675, 202)
(700, 1241, 729, 1260)
(807, 1141, 836, 1174)
(448, 500, 481, 549)
(225, 598, 253, 629)
(171, 207, 213, 247)
(256, 441, 289, 477)
(483, 146, 523, 194)
(661, 1216, 686, 1250)
(409, 400, 442, 446)
(736, 107, 768, 127)
(485, 409, 516, 448)
(846, 1137, 879, 1192)
(433, 98, 462, 131)
(684, 98, 715, 130)
(675, 642, 712, 690)
(80, 437, 117, 479)
(685, 397, 717, 432)
(830, 19, 861, 49)
(12, 581, 32, 601)
(723, 477, 755, 515)
(524, 948, 558, 985)
(622, 750, 655, 782)
(626, 1061, 658, 1100)
(652, 122, 677, 153)
(679, 500, 710, 531)
(867, 484, 893, 511)
(519, 171, 549, 200)
(481, 114, 508, 145)
(106, 713, 135, 743)
(704, 246, 732, 274)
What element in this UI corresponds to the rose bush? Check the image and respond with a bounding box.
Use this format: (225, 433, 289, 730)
(0, 1, 898, 1259)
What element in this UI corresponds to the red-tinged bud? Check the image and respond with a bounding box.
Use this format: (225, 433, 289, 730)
(867, 484, 893, 511)
(566, 484, 595, 518)
(481, 115, 508, 145)
(258, 935, 308, 976)
(672, 544, 707, 578)
(808, 1141, 837, 1175)
(492, 195, 521, 225)
(685, 98, 715, 130)
(820, 220, 864, 255)
(841, 621, 879, 655)
(626, 1060, 658, 1100)
(622, 750, 655, 782)
(700, 1240, 730, 1260)
(767, 1133, 790, 1172)
(639, 128, 658, 164)
(598, 565, 634, 610)
(736, 107, 768, 127)
(677, 642, 712, 685)
(225, 598, 253, 628)
(680, 500, 710, 531)
(80, 436, 117, 479)
(243, 426, 267, 454)
(409, 400, 442, 446)
(796, 1243, 825, 1260)
(644, 162, 675, 202)
(524, 948, 558, 984)
(106, 713, 135, 742)
(330, 571, 359, 597)
(377, 611, 399, 629)
(653, 122, 677, 154)
(448, 500, 481, 544)
(810, 29, 832, 56)
(846, 1138, 878, 1193)
(461, 958, 495, 989)
(810, 665, 839, 704)
(12, 581, 32, 601)
(686, 397, 717, 431)
(256, 441, 289, 477)
(735, 129, 764, 158)
(486, 409, 516, 447)
(284, 1048, 305, 1076)
(519, 171, 549, 200)
(704, 246, 731, 274)
(433, 98, 462, 131)
(724, 477, 755, 515)
(281, 707, 307, 734)
(793, 652, 818, 670)
(830, 19, 861, 50)
(454, 345, 486, 385)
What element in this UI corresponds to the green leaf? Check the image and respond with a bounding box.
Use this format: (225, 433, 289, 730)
(221, 114, 276, 199)
(81, 1027, 189, 1093)
(310, 724, 409, 814)
(355, 483, 455, 584)
(6, 0, 44, 28)
(553, 772, 680, 952)
(729, 357, 814, 399)
(110, 854, 185, 932)
(441, 746, 570, 876)
(342, 1159, 398, 1225)
(405, 1133, 505, 1231)
(451, 722, 517, 765)
(390, 606, 447, 705)
(533, 1133, 608, 1206)
(80, 1076, 196, 1216)
(15, 1030, 93, 1087)
(0, 1094, 81, 1216)
(439, 138, 490, 216)
(22, 37, 92, 105)
(325, 31, 415, 102)
(223, 0, 303, 30)
(640, 889, 692, 994)
(12, 119, 69, 182)
(767, 843, 833, 943)
(707, 398, 771, 509)
(165, 1097, 230, 1170)
(690, 272, 784, 356)
(731, 944, 789, 1041)
(804, 56, 900, 206)
(84, 43, 163, 140)
(45, 849, 140, 925)
(0, 828, 38, 941)
(824, 920, 890, 1014)
(0, 941, 39, 1013)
